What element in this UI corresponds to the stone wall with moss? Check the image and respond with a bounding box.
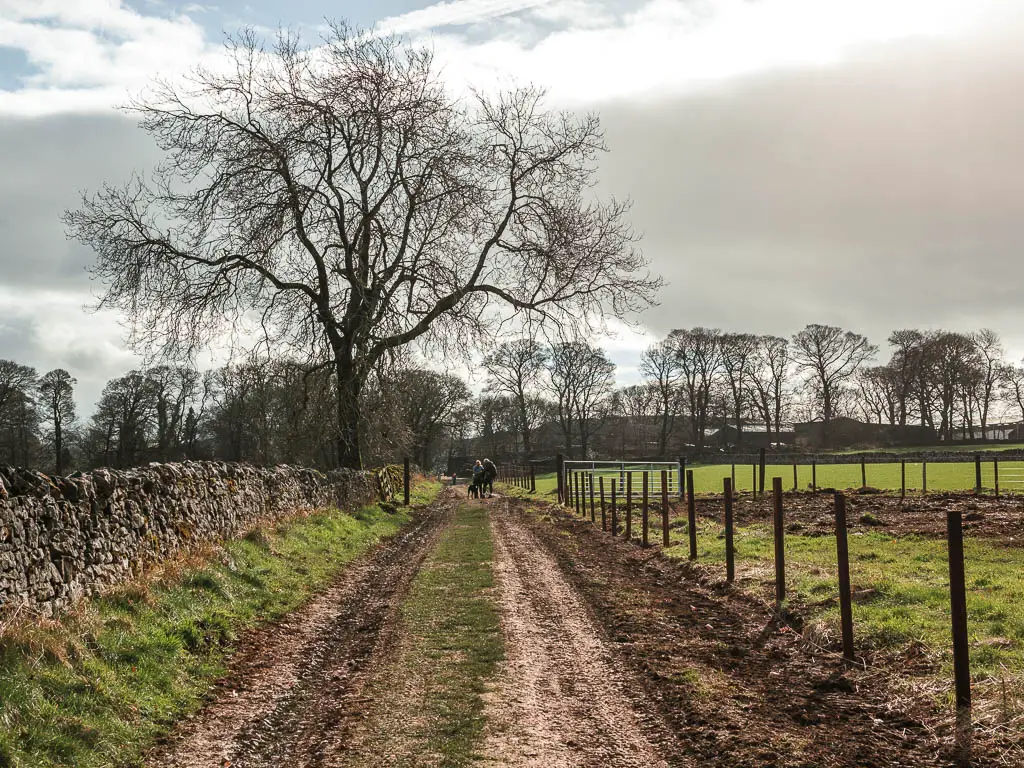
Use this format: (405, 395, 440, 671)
(0, 461, 382, 617)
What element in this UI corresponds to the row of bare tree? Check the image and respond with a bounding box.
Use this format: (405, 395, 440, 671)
(475, 325, 1024, 457)
(0, 357, 473, 474)
(3, 325, 1022, 473)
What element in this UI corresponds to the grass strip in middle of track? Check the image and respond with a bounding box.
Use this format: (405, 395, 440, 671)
(345, 501, 504, 767)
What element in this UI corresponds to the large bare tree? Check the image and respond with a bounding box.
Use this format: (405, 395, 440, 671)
(65, 25, 659, 468)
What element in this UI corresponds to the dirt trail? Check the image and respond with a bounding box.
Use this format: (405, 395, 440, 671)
(146, 496, 452, 768)
(481, 500, 680, 768)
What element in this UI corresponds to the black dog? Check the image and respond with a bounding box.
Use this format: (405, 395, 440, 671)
(467, 483, 480, 499)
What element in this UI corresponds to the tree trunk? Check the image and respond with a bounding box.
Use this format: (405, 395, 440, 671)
(54, 419, 63, 475)
(335, 358, 363, 469)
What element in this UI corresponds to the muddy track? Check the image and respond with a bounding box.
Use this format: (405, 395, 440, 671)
(510, 498, 951, 768)
(481, 500, 680, 768)
(146, 495, 453, 768)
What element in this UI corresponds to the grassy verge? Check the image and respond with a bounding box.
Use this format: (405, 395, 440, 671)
(350, 501, 503, 767)
(663, 520, 1024, 680)
(0, 480, 441, 768)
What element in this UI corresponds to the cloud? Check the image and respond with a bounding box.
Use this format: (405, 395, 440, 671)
(0, 0, 211, 115)
(421, 0, 1014, 104)
(376, 0, 558, 34)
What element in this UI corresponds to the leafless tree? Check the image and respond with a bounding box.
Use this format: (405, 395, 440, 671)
(971, 329, 1005, 440)
(639, 339, 684, 455)
(392, 368, 471, 469)
(719, 332, 758, 447)
(483, 339, 549, 454)
(546, 340, 616, 458)
(65, 25, 660, 468)
(855, 366, 898, 425)
(0, 360, 39, 466)
(38, 369, 77, 474)
(747, 335, 790, 434)
(669, 328, 723, 452)
(791, 324, 876, 440)
(612, 383, 660, 456)
(1000, 363, 1024, 425)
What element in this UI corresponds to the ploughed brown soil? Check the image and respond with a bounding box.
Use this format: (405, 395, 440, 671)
(515, 496, 957, 767)
(696, 491, 1024, 543)
(145, 497, 452, 767)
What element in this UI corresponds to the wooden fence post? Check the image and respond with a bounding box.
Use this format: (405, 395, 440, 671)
(731, 462, 736, 490)
(834, 493, 855, 663)
(812, 460, 817, 492)
(947, 506, 972, 764)
(995, 460, 1000, 499)
(556, 453, 564, 504)
(772, 476, 785, 606)
(589, 472, 596, 523)
(661, 470, 670, 548)
(641, 471, 650, 547)
(687, 469, 697, 561)
(679, 456, 686, 500)
(599, 476, 607, 530)
(403, 457, 411, 505)
(792, 462, 798, 492)
(860, 457, 867, 489)
(625, 472, 633, 540)
(758, 448, 766, 498)
(901, 460, 906, 501)
(974, 454, 982, 494)
(530, 464, 536, 493)
(724, 477, 735, 582)
(611, 479, 618, 536)
(923, 462, 928, 494)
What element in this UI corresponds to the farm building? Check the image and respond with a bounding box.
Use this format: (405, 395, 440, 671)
(794, 417, 936, 449)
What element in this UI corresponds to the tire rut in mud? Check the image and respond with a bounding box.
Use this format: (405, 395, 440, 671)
(146, 494, 453, 768)
(481, 499, 680, 768)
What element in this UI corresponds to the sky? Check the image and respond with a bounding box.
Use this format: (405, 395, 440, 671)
(2, 0, 1024, 415)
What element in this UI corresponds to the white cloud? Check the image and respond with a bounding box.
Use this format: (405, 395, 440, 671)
(0, 0, 211, 115)
(420, 0, 1017, 105)
(376, 0, 557, 34)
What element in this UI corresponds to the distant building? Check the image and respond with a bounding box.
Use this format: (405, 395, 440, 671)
(794, 417, 936, 449)
(705, 424, 795, 448)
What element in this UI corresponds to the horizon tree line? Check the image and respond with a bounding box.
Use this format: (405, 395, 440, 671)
(4, 323, 1024, 474)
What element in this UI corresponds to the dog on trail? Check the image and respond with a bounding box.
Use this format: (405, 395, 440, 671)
(467, 483, 480, 499)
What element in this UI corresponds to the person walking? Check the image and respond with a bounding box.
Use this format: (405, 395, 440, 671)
(481, 457, 497, 498)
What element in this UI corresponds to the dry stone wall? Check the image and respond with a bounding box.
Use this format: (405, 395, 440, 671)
(0, 461, 381, 617)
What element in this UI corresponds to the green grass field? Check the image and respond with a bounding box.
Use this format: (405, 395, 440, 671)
(529, 459, 1024, 497)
